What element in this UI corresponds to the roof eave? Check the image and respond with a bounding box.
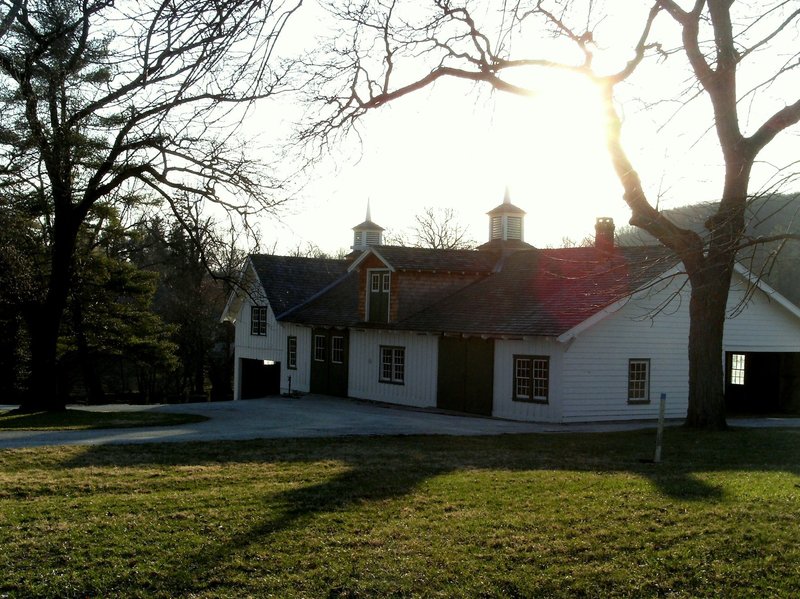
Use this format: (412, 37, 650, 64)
(733, 263, 800, 321)
(347, 247, 395, 272)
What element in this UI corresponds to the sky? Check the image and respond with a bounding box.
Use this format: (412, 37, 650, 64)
(249, 2, 799, 256)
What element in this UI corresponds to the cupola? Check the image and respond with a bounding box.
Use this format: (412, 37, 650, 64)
(487, 187, 526, 242)
(351, 200, 384, 251)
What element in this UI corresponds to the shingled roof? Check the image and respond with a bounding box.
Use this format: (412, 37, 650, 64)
(249, 255, 349, 317)
(351, 245, 500, 273)
(279, 272, 360, 326)
(278, 245, 678, 336)
(399, 246, 678, 336)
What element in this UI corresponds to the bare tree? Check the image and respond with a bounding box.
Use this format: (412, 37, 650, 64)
(383, 207, 475, 249)
(413, 207, 475, 250)
(0, 0, 302, 411)
(299, 0, 800, 429)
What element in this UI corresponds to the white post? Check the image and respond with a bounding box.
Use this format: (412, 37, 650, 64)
(654, 392, 666, 463)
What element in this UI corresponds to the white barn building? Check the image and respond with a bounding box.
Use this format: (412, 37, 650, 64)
(222, 196, 800, 422)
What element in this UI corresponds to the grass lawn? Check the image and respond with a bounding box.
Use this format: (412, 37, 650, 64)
(0, 409, 208, 431)
(0, 427, 798, 597)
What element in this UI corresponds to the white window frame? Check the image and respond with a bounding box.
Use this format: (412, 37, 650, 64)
(314, 335, 326, 362)
(628, 359, 650, 403)
(287, 336, 297, 370)
(331, 335, 344, 364)
(729, 353, 746, 386)
(250, 306, 268, 336)
(379, 346, 405, 384)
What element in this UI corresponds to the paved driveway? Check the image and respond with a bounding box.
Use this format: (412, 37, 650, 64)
(0, 395, 796, 449)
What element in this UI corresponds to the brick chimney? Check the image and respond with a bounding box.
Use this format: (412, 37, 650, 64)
(595, 217, 615, 251)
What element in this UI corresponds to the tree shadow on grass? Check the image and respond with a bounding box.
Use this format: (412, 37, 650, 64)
(46, 427, 800, 595)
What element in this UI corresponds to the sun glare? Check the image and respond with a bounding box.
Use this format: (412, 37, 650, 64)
(267, 69, 631, 254)
(485, 72, 624, 246)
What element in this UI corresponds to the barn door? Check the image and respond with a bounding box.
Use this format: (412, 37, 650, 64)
(437, 337, 494, 416)
(368, 270, 390, 323)
(310, 329, 349, 397)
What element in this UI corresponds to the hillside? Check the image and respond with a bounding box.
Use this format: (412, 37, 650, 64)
(616, 193, 800, 305)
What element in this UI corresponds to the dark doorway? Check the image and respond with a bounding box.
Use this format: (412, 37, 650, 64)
(437, 336, 494, 416)
(310, 329, 349, 397)
(725, 352, 800, 415)
(240, 358, 280, 399)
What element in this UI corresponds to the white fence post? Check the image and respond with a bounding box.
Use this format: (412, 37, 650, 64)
(654, 392, 666, 463)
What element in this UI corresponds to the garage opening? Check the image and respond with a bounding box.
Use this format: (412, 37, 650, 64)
(240, 358, 281, 399)
(725, 352, 800, 415)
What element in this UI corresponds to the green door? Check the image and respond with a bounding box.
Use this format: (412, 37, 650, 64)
(368, 270, 390, 323)
(310, 329, 349, 397)
(437, 337, 494, 416)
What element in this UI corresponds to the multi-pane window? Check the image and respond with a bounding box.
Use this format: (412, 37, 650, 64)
(331, 336, 344, 364)
(250, 306, 268, 336)
(380, 346, 405, 384)
(287, 336, 297, 370)
(314, 335, 326, 362)
(729, 353, 746, 386)
(513, 355, 549, 402)
(371, 273, 381, 292)
(628, 359, 650, 403)
(382, 273, 390, 292)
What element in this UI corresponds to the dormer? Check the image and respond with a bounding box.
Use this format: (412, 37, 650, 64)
(348, 246, 497, 325)
(351, 201, 384, 251)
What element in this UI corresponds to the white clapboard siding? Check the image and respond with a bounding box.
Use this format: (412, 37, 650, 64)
(493, 338, 564, 422)
(348, 330, 438, 408)
(724, 276, 800, 352)
(560, 275, 691, 423)
(560, 269, 800, 422)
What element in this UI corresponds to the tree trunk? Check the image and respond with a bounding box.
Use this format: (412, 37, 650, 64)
(685, 271, 730, 429)
(19, 215, 80, 413)
(23, 307, 67, 412)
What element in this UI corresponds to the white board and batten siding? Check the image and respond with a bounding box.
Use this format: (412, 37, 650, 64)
(723, 276, 800, 353)
(348, 330, 438, 408)
(560, 276, 692, 423)
(493, 338, 565, 423)
(233, 296, 312, 397)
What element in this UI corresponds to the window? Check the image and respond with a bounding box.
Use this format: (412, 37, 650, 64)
(729, 353, 746, 386)
(250, 306, 268, 336)
(380, 346, 405, 384)
(314, 335, 326, 362)
(371, 273, 381, 292)
(382, 273, 390, 292)
(628, 359, 650, 403)
(287, 336, 297, 370)
(513, 355, 549, 402)
(331, 336, 344, 364)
